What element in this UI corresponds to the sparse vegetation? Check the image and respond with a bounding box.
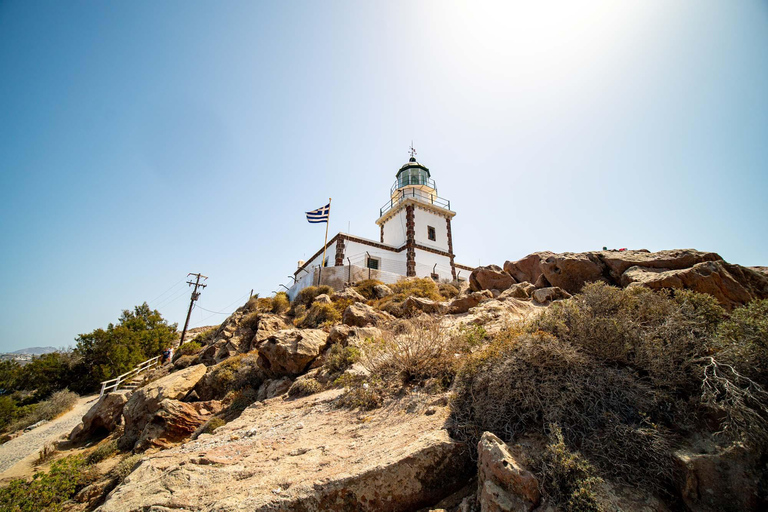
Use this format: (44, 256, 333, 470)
(190, 327, 217, 345)
(200, 354, 263, 400)
(177, 340, 202, 356)
(288, 378, 323, 398)
(373, 278, 444, 314)
(36, 442, 57, 465)
(438, 282, 459, 299)
(86, 439, 119, 465)
(201, 416, 227, 434)
(450, 283, 768, 505)
(4, 389, 79, 434)
(247, 292, 290, 315)
(290, 285, 334, 313)
(324, 343, 360, 375)
(111, 454, 142, 483)
(0, 455, 94, 511)
(353, 279, 384, 300)
(295, 302, 341, 328)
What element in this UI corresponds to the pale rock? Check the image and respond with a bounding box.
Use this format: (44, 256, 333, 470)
(373, 284, 394, 298)
(313, 294, 333, 304)
(401, 296, 448, 316)
(119, 364, 207, 451)
(531, 287, 572, 304)
(498, 282, 535, 300)
(256, 329, 329, 377)
(334, 287, 366, 303)
(256, 377, 293, 401)
(477, 432, 540, 512)
(540, 252, 607, 294)
(134, 399, 223, 452)
(448, 290, 494, 314)
(342, 303, 392, 327)
(70, 390, 131, 443)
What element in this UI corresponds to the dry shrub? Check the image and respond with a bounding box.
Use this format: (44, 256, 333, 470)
(291, 286, 334, 313)
(357, 317, 460, 385)
(353, 279, 384, 300)
(271, 292, 290, 314)
(201, 416, 226, 435)
(716, 299, 768, 386)
(196, 354, 263, 400)
(334, 375, 385, 410)
(288, 379, 323, 398)
(37, 442, 57, 464)
(225, 386, 259, 414)
(438, 283, 459, 299)
(296, 302, 341, 328)
(7, 389, 79, 433)
(373, 278, 443, 312)
(87, 439, 119, 464)
(451, 332, 673, 493)
(323, 343, 360, 375)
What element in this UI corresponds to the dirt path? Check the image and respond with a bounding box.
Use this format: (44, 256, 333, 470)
(0, 394, 97, 478)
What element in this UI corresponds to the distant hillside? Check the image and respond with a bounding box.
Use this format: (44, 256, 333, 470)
(8, 346, 58, 355)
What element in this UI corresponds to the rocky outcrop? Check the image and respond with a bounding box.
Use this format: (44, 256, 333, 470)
(255, 377, 293, 401)
(313, 293, 333, 304)
(134, 399, 223, 452)
(119, 364, 207, 451)
(503, 252, 553, 284)
(540, 252, 608, 294)
(70, 390, 131, 443)
(342, 303, 392, 327)
(496, 249, 767, 308)
(328, 324, 383, 348)
(623, 261, 768, 309)
(531, 286, 572, 304)
(99, 389, 472, 512)
(256, 329, 329, 377)
(470, 265, 516, 292)
(476, 432, 540, 512)
(448, 291, 494, 314)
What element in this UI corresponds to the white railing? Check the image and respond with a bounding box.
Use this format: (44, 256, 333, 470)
(98, 355, 162, 399)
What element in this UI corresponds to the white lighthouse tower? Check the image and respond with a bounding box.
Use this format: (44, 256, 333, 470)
(376, 147, 457, 279)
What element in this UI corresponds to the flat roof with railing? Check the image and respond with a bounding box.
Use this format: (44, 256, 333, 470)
(379, 187, 452, 218)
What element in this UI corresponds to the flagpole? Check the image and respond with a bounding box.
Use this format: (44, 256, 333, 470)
(318, 198, 332, 286)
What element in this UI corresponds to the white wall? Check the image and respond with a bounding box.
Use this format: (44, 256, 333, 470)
(413, 248, 454, 281)
(413, 207, 450, 252)
(382, 209, 407, 247)
(343, 240, 407, 275)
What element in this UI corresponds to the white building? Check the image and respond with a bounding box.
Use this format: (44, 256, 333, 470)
(287, 153, 473, 301)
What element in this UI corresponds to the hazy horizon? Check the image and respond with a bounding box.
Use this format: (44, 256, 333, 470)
(1, 1, 767, 353)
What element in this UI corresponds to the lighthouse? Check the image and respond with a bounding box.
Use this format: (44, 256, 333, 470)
(288, 148, 472, 300)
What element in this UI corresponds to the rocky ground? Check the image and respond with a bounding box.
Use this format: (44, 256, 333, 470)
(7, 248, 767, 512)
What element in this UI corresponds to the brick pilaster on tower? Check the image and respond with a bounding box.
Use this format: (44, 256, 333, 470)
(335, 236, 346, 266)
(406, 204, 416, 277)
(380, 224, 384, 243)
(446, 217, 456, 280)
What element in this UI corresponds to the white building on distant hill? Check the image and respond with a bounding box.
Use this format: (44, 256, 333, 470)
(288, 151, 473, 300)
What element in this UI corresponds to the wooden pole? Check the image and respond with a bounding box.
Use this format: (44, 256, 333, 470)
(318, 198, 331, 286)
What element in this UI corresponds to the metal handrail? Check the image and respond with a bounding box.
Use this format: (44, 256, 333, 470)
(98, 355, 162, 399)
(390, 177, 437, 195)
(380, 188, 451, 217)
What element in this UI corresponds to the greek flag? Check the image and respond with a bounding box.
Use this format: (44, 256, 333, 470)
(306, 203, 330, 224)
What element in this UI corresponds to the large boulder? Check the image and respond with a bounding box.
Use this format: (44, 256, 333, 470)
(503, 252, 554, 284)
(334, 287, 366, 303)
(69, 390, 131, 443)
(373, 284, 394, 298)
(623, 261, 768, 309)
(477, 432, 540, 512)
(448, 290, 494, 314)
(134, 399, 223, 452)
(256, 329, 329, 377)
(401, 296, 447, 316)
(99, 389, 473, 512)
(498, 282, 535, 300)
(328, 324, 383, 348)
(540, 252, 607, 294)
(531, 286, 572, 304)
(470, 265, 516, 292)
(119, 364, 207, 450)
(342, 303, 392, 327)
(599, 249, 721, 282)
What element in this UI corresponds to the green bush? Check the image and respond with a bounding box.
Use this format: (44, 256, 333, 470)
(197, 354, 263, 400)
(324, 343, 360, 375)
(0, 455, 93, 511)
(86, 439, 119, 465)
(353, 279, 384, 300)
(272, 292, 290, 314)
(201, 416, 226, 435)
(5, 389, 79, 433)
(178, 341, 202, 356)
(717, 299, 768, 386)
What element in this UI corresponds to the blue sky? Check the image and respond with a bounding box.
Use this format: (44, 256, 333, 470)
(0, 1, 766, 353)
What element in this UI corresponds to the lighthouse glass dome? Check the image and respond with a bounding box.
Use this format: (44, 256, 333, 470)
(395, 158, 435, 191)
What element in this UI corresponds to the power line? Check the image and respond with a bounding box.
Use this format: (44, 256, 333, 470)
(178, 273, 208, 347)
(147, 277, 186, 306)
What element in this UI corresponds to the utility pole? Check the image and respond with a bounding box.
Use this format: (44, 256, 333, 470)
(178, 273, 207, 348)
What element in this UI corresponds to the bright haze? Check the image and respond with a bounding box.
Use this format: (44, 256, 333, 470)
(0, 1, 766, 353)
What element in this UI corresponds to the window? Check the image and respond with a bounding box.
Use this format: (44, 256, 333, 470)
(427, 226, 436, 241)
(366, 257, 380, 270)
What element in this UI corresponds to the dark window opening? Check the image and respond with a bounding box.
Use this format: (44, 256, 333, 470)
(427, 226, 436, 241)
(366, 257, 380, 270)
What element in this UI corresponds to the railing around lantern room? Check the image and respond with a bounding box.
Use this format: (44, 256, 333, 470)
(379, 186, 452, 217)
(390, 175, 437, 195)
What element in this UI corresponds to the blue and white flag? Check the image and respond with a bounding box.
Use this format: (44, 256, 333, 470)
(306, 203, 330, 224)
